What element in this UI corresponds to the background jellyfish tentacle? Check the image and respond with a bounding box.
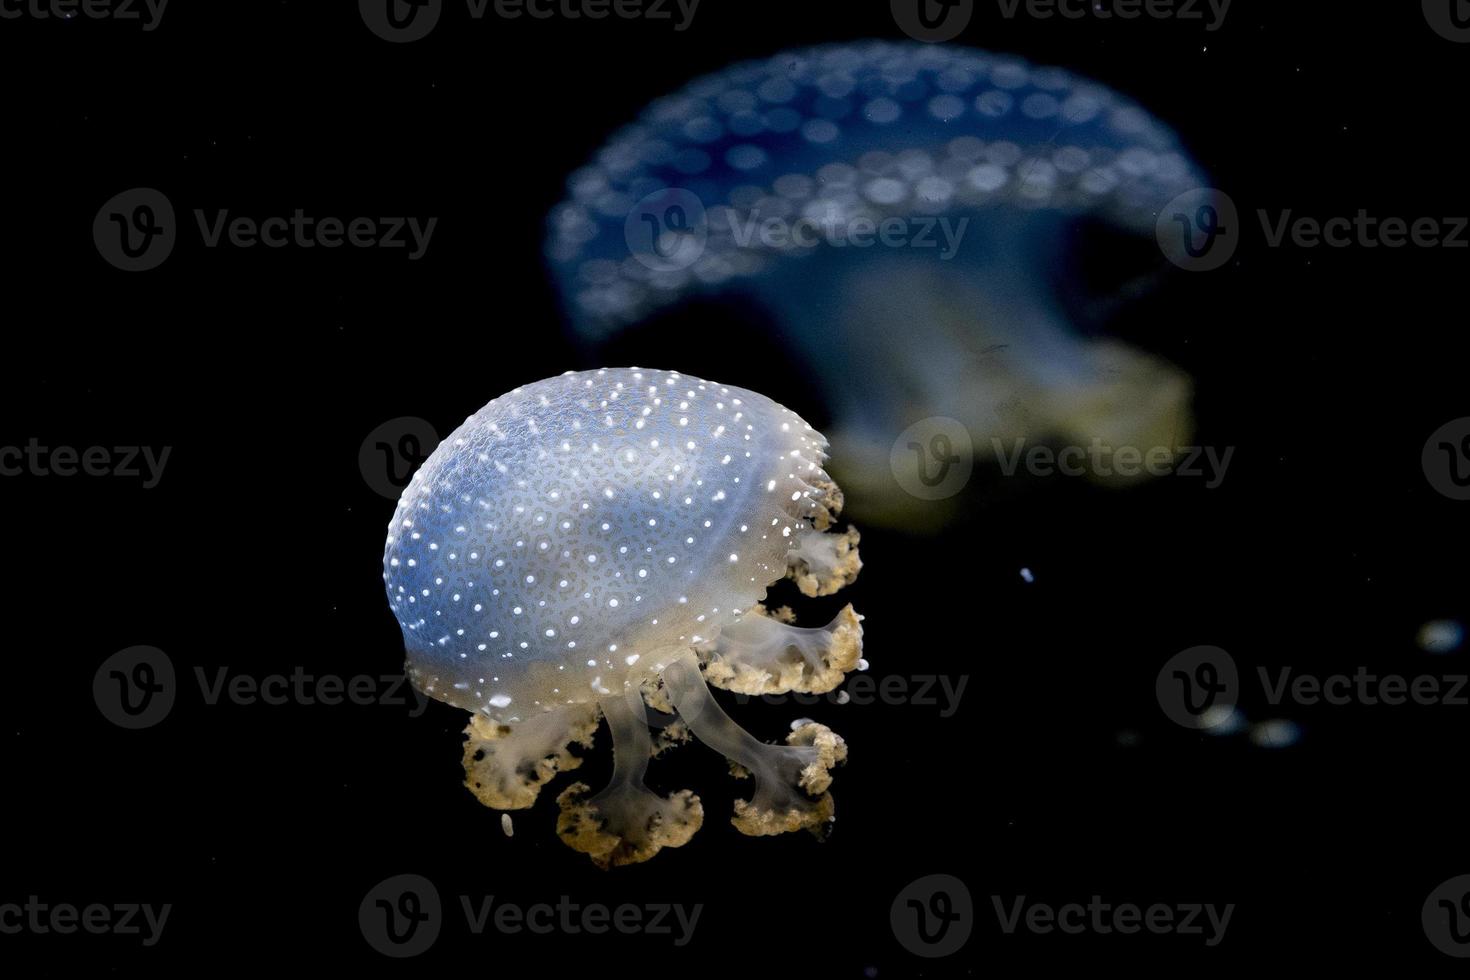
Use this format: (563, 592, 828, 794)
(545, 40, 1210, 526)
(382, 367, 866, 867)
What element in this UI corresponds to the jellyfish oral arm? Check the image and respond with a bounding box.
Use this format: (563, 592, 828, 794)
(786, 524, 863, 597)
(556, 689, 704, 869)
(663, 653, 846, 837)
(760, 247, 1195, 498)
(598, 688, 656, 793)
(462, 703, 599, 811)
(702, 603, 863, 695)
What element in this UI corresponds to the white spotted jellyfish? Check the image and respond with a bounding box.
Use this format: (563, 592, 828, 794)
(382, 368, 864, 868)
(546, 41, 1207, 525)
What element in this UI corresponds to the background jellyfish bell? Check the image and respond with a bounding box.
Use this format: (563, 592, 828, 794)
(546, 40, 1213, 528)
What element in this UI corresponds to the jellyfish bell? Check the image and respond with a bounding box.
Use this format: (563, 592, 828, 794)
(546, 40, 1206, 527)
(382, 368, 864, 867)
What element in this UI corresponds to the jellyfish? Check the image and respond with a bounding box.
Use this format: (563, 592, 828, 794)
(546, 40, 1205, 525)
(1417, 619, 1465, 655)
(382, 368, 864, 868)
(1248, 719, 1302, 750)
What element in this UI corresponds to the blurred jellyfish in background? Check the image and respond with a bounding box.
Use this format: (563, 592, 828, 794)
(1197, 703, 1247, 737)
(1248, 719, 1302, 750)
(547, 40, 1208, 526)
(1417, 619, 1465, 655)
(1197, 708, 1300, 750)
